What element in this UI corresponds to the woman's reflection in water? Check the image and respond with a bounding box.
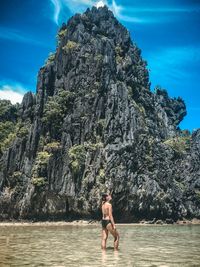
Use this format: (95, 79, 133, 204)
(101, 248, 119, 266)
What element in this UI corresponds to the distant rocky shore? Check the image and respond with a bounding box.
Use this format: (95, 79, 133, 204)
(0, 218, 200, 227)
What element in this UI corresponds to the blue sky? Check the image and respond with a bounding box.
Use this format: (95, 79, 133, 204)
(0, 0, 200, 131)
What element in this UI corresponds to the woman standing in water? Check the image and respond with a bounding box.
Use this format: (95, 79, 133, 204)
(101, 193, 119, 250)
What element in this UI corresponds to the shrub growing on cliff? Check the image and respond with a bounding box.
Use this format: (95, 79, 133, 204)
(0, 99, 20, 152)
(115, 45, 124, 64)
(0, 121, 30, 152)
(94, 54, 103, 62)
(62, 41, 79, 53)
(164, 134, 191, 154)
(69, 144, 86, 174)
(16, 124, 29, 138)
(57, 90, 75, 109)
(84, 141, 104, 151)
(44, 141, 61, 153)
(57, 28, 67, 39)
(0, 99, 18, 121)
(36, 151, 52, 164)
(0, 132, 16, 152)
(42, 89, 75, 139)
(56, 27, 67, 45)
(0, 121, 15, 141)
(31, 151, 52, 187)
(68, 142, 104, 175)
(43, 98, 62, 125)
(12, 171, 22, 179)
(31, 151, 52, 177)
(32, 177, 46, 187)
(7, 171, 23, 187)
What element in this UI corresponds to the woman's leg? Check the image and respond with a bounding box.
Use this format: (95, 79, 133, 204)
(101, 228, 108, 250)
(107, 224, 119, 250)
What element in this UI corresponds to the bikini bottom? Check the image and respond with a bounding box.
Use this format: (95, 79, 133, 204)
(102, 219, 112, 229)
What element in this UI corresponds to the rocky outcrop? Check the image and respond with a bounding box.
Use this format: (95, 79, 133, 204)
(0, 6, 199, 222)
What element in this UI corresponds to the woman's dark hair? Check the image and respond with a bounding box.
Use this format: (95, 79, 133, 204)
(101, 193, 108, 202)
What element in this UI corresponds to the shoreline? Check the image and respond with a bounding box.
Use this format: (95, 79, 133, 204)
(0, 218, 200, 227)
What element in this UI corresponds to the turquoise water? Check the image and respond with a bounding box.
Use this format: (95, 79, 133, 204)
(0, 224, 200, 266)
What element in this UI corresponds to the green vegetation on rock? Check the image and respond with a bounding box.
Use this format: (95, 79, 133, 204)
(0, 99, 18, 120)
(115, 45, 123, 64)
(0, 121, 15, 142)
(62, 41, 79, 53)
(164, 134, 191, 154)
(94, 54, 103, 62)
(69, 142, 103, 175)
(36, 151, 52, 163)
(42, 89, 75, 139)
(42, 98, 62, 125)
(44, 141, 61, 152)
(69, 144, 86, 174)
(84, 141, 104, 151)
(0, 100, 30, 153)
(16, 124, 29, 138)
(56, 27, 68, 46)
(0, 100, 19, 152)
(115, 45, 123, 55)
(57, 28, 67, 40)
(97, 119, 106, 129)
(0, 122, 29, 153)
(32, 177, 47, 187)
(31, 151, 52, 187)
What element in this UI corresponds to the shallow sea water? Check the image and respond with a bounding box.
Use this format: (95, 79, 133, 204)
(0, 224, 200, 267)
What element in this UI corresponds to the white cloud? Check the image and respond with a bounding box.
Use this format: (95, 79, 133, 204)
(51, 0, 61, 25)
(49, 0, 162, 24)
(50, 0, 200, 25)
(111, 0, 151, 23)
(50, 0, 120, 24)
(111, 0, 122, 17)
(50, 0, 95, 23)
(108, 0, 153, 23)
(96, 1, 106, 8)
(0, 84, 27, 104)
(110, 1, 195, 23)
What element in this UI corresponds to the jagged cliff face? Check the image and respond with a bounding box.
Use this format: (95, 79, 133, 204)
(0, 6, 199, 222)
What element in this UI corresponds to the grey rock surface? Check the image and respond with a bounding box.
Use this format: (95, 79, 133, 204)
(0, 6, 199, 222)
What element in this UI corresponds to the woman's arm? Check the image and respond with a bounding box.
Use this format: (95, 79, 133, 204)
(109, 204, 116, 229)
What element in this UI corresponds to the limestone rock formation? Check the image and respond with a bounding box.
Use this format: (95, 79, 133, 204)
(0, 6, 199, 222)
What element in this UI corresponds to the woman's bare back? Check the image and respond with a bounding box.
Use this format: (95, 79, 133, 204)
(102, 202, 111, 219)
